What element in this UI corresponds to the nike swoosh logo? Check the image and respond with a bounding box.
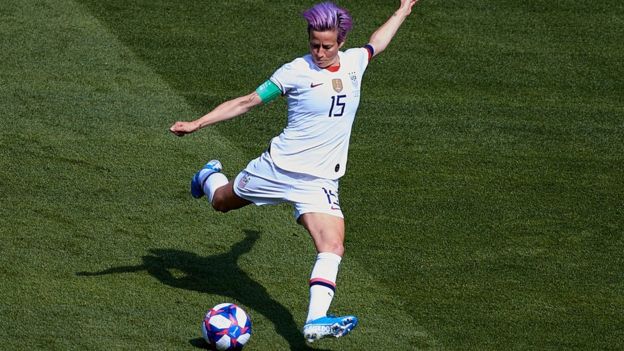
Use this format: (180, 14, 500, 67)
(310, 82, 324, 88)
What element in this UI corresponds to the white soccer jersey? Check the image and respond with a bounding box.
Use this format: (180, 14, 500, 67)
(268, 48, 370, 180)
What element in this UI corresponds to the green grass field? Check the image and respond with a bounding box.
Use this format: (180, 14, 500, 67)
(1, 0, 623, 350)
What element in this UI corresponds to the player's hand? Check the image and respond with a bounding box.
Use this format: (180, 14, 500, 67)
(169, 121, 199, 137)
(399, 0, 418, 15)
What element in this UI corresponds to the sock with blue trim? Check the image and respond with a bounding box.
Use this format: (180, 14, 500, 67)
(306, 252, 342, 323)
(201, 171, 228, 204)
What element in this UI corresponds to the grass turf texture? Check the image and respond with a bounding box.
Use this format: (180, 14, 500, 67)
(1, 0, 622, 350)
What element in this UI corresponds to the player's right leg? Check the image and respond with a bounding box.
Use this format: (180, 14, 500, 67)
(211, 179, 252, 212)
(191, 160, 223, 198)
(190, 160, 251, 212)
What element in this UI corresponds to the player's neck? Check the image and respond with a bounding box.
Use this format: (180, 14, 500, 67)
(325, 63, 340, 72)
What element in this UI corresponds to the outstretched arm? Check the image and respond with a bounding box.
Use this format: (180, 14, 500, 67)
(169, 91, 263, 136)
(368, 0, 419, 57)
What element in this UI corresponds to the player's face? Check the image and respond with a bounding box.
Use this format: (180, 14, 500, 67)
(309, 30, 344, 68)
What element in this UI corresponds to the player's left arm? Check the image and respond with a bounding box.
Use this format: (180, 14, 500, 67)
(367, 0, 419, 58)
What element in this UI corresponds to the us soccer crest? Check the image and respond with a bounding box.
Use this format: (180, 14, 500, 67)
(349, 71, 359, 88)
(332, 79, 343, 93)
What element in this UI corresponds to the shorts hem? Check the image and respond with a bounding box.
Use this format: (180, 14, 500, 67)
(294, 209, 344, 222)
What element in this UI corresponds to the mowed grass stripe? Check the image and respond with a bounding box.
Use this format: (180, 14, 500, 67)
(1, 0, 437, 349)
(0, 0, 252, 348)
(0, 0, 292, 348)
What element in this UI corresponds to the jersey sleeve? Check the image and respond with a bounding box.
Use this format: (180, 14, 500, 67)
(269, 58, 305, 95)
(345, 47, 371, 73)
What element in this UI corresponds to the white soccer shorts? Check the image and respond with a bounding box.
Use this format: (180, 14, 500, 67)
(233, 151, 343, 220)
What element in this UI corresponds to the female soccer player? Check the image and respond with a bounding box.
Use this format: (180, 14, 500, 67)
(170, 0, 419, 343)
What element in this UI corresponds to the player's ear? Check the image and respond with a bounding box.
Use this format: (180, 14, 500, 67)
(338, 40, 346, 49)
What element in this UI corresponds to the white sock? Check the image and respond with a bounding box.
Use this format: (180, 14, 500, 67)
(200, 171, 228, 204)
(306, 252, 342, 323)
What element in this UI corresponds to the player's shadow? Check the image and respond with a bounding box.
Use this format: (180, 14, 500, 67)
(77, 230, 325, 350)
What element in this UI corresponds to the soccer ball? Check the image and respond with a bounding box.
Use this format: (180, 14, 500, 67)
(201, 303, 252, 350)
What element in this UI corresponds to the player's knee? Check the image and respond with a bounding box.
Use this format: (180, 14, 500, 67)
(211, 199, 231, 213)
(210, 184, 251, 213)
(211, 201, 230, 213)
(319, 238, 344, 257)
(210, 190, 231, 213)
(333, 242, 345, 257)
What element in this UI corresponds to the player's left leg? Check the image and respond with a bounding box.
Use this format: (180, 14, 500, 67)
(299, 213, 358, 342)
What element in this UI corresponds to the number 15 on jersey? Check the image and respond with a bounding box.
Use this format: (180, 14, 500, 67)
(329, 94, 347, 117)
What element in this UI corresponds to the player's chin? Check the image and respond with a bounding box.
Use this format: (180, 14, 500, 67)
(314, 59, 329, 68)
(318, 63, 332, 69)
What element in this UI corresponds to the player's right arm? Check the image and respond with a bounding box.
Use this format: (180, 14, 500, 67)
(169, 91, 263, 136)
(169, 79, 282, 136)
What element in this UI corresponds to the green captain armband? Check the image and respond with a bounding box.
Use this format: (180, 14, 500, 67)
(256, 80, 281, 104)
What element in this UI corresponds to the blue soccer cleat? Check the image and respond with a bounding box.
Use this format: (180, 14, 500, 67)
(303, 315, 358, 343)
(190, 160, 223, 198)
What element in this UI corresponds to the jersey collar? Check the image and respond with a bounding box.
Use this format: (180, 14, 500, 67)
(325, 64, 340, 72)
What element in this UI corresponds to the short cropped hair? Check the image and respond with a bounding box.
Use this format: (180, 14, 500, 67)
(303, 2, 353, 43)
